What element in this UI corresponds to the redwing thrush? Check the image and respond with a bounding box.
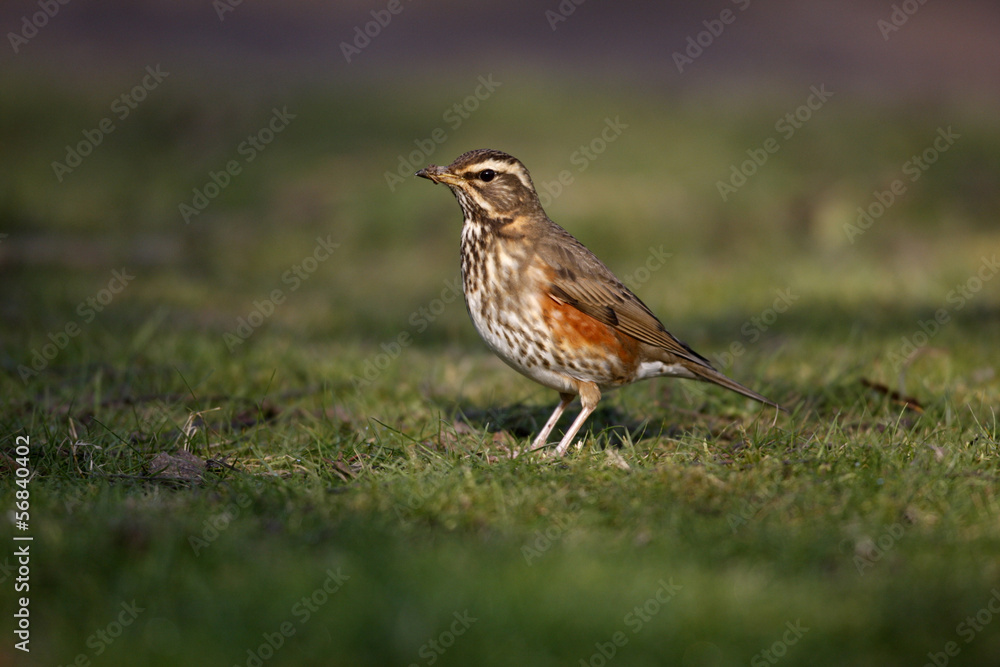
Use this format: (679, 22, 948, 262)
(417, 148, 783, 457)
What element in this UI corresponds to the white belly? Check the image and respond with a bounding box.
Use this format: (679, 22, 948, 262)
(461, 229, 582, 394)
(464, 273, 580, 394)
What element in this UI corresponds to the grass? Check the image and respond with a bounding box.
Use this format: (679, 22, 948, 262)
(2, 72, 1000, 666)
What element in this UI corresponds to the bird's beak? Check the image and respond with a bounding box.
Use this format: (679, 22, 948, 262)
(416, 164, 462, 186)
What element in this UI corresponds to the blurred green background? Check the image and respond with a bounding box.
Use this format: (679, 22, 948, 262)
(2, 1, 1000, 665)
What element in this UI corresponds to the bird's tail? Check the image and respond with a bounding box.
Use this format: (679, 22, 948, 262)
(688, 363, 786, 412)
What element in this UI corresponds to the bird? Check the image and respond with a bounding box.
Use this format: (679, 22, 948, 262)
(416, 148, 783, 457)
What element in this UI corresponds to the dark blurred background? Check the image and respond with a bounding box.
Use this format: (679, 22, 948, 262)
(2, 0, 998, 368)
(5, 0, 998, 96)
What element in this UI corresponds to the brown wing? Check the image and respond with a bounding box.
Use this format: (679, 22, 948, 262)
(534, 222, 713, 370)
(536, 220, 784, 410)
(533, 220, 785, 410)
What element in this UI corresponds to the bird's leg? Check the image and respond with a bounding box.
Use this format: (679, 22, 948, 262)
(520, 392, 574, 456)
(552, 382, 601, 457)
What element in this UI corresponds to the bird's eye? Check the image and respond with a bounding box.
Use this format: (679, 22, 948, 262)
(478, 169, 496, 182)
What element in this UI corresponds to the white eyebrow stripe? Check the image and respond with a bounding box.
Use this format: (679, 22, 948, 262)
(462, 158, 533, 191)
(464, 158, 517, 174)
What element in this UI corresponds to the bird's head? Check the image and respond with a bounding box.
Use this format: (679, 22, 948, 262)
(417, 149, 543, 221)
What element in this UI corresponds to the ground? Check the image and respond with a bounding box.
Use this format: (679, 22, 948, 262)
(1, 73, 999, 666)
